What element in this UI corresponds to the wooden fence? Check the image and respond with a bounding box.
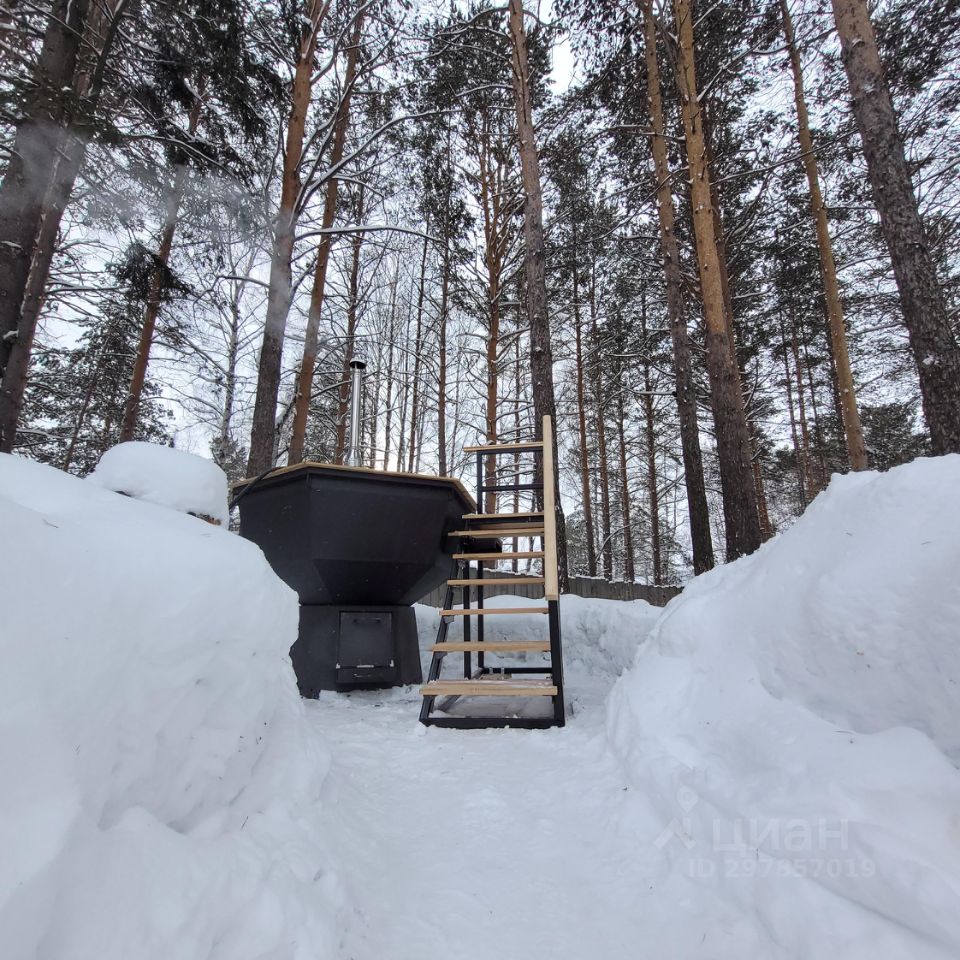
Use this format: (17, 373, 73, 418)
(417, 570, 681, 609)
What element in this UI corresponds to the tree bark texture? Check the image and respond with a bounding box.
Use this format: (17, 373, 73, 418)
(673, 0, 762, 560)
(507, 0, 568, 589)
(288, 9, 365, 463)
(831, 0, 960, 454)
(641, 0, 714, 574)
(782, 0, 868, 470)
(246, 0, 328, 474)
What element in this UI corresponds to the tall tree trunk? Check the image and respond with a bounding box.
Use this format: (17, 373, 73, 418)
(0, 141, 79, 453)
(366, 362, 377, 468)
(596, 400, 613, 579)
(120, 96, 202, 441)
(702, 106, 776, 544)
(700, 108, 741, 397)
(802, 331, 828, 489)
(702, 105, 776, 541)
(641, 0, 714, 574)
(589, 272, 613, 579)
(791, 316, 816, 502)
(639, 290, 659, 584)
(617, 387, 638, 584)
(831, 0, 960, 454)
(383, 266, 398, 470)
(334, 229, 364, 463)
(751, 444, 774, 540)
(572, 259, 597, 576)
(820, 300, 848, 444)
(247, 0, 327, 474)
(437, 241, 450, 476)
(641, 390, 660, 585)
(473, 122, 508, 512)
(415, 402, 425, 473)
(507, 0, 568, 590)
(215, 269, 247, 466)
(782, 0, 867, 470)
(0, 0, 125, 452)
(484, 289, 500, 512)
(513, 329, 522, 571)
(672, 0, 761, 560)
(596, 412, 613, 580)
(396, 312, 410, 472)
(406, 229, 429, 472)
(0, 0, 89, 373)
(288, 9, 364, 463)
(779, 310, 807, 508)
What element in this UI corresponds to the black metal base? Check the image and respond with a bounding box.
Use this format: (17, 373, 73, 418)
(294, 603, 422, 697)
(422, 715, 560, 730)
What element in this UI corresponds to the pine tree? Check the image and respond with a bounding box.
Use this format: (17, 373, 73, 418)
(507, 0, 569, 587)
(780, 0, 867, 471)
(831, 0, 960, 454)
(672, 0, 762, 560)
(19, 249, 174, 473)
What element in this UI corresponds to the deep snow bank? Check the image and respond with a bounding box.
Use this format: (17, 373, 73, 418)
(609, 456, 960, 958)
(0, 454, 341, 959)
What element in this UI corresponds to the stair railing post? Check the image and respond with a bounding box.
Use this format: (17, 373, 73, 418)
(541, 415, 560, 602)
(541, 415, 565, 726)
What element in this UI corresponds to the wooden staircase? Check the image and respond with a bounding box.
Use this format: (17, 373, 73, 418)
(419, 416, 565, 729)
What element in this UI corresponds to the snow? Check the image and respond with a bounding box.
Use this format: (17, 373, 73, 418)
(313, 595, 673, 958)
(0, 453, 341, 959)
(607, 455, 960, 957)
(88, 441, 230, 526)
(3, 451, 960, 959)
(319, 458, 960, 959)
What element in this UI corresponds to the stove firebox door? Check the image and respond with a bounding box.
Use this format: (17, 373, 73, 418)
(337, 611, 397, 685)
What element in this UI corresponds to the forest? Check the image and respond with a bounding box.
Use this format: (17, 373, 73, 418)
(2, 0, 958, 585)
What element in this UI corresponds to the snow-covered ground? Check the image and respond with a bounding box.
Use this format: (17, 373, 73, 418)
(0, 452, 343, 959)
(608, 456, 960, 958)
(2, 450, 959, 958)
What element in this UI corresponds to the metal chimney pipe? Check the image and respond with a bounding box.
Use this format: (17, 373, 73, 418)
(347, 359, 366, 466)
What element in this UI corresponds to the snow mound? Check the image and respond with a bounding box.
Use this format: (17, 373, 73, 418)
(558, 593, 662, 675)
(608, 456, 960, 958)
(0, 454, 341, 959)
(88, 441, 230, 526)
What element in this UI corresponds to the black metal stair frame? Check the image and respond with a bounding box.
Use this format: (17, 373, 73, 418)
(419, 417, 566, 730)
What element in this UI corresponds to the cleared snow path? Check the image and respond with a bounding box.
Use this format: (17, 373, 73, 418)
(308, 599, 754, 959)
(310, 686, 674, 959)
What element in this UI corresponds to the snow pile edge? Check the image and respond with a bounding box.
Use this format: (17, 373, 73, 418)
(608, 456, 960, 959)
(0, 453, 342, 960)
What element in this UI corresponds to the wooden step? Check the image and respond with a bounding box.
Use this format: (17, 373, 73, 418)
(463, 512, 543, 521)
(463, 440, 543, 453)
(447, 576, 545, 586)
(430, 641, 551, 653)
(420, 678, 557, 697)
(440, 607, 548, 617)
(454, 550, 544, 560)
(448, 526, 544, 538)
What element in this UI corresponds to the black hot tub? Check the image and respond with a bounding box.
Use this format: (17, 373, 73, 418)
(234, 462, 479, 696)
